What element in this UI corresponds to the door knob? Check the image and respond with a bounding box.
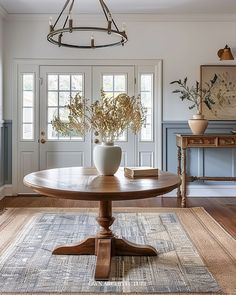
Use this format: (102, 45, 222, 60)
(40, 138, 46, 144)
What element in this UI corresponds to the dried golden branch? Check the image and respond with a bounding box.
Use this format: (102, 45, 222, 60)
(52, 91, 146, 143)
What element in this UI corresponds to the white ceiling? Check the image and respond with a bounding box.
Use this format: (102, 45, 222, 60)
(1, 0, 236, 14)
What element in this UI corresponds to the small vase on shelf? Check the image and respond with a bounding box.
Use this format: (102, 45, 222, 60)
(188, 113, 208, 135)
(93, 142, 122, 176)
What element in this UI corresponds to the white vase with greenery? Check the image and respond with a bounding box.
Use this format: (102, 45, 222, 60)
(170, 75, 218, 135)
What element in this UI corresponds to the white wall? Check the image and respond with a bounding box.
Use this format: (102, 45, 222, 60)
(3, 14, 236, 121)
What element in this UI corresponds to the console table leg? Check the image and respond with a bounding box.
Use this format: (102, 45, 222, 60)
(177, 146, 182, 199)
(181, 148, 187, 208)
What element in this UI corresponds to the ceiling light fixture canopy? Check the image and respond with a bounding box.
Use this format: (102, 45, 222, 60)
(47, 0, 128, 49)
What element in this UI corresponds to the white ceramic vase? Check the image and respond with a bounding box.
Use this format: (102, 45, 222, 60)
(188, 114, 208, 135)
(93, 142, 122, 176)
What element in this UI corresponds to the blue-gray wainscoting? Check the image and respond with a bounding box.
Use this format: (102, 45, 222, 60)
(0, 121, 4, 187)
(0, 120, 12, 186)
(162, 121, 236, 185)
(1, 120, 236, 192)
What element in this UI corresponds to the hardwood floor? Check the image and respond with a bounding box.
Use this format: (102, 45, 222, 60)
(0, 196, 236, 238)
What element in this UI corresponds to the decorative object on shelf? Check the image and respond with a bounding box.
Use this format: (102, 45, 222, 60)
(201, 65, 236, 120)
(124, 167, 158, 178)
(52, 91, 146, 175)
(47, 0, 128, 49)
(217, 45, 234, 60)
(170, 75, 218, 135)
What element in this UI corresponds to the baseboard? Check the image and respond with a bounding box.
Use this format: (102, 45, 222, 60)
(0, 186, 4, 200)
(166, 185, 236, 197)
(0, 185, 14, 199)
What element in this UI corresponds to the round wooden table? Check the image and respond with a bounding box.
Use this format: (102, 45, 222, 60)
(24, 167, 180, 281)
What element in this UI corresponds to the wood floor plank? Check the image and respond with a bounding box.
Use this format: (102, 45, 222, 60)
(0, 196, 235, 238)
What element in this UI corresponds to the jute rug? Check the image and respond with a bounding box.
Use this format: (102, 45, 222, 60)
(0, 207, 235, 295)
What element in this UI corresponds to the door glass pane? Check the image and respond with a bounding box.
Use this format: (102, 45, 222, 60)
(103, 75, 113, 91)
(104, 92, 113, 98)
(23, 75, 33, 91)
(48, 92, 58, 106)
(48, 107, 58, 123)
(71, 91, 82, 98)
(47, 73, 84, 141)
(48, 75, 58, 90)
(59, 92, 70, 106)
(140, 74, 153, 141)
(141, 75, 152, 91)
(23, 91, 33, 107)
(23, 124, 33, 140)
(114, 75, 126, 91)
(59, 107, 70, 121)
(102, 73, 127, 141)
(22, 73, 35, 140)
(23, 108, 33, 123)
(72, 75, 83, 91)
(48, 124, 58, 139)
(59, 75, 70, 90)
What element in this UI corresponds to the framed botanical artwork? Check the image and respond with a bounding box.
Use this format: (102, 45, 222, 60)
(200, 65, 236, 120)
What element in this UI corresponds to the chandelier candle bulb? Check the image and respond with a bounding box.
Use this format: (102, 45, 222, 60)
(69, 14, 73, 32)
(58, 33, 62, 47)
(91, 35, 95, 48)
(49, 17, 53, 32)
(108, 13, 112, 34)
(108, 20, 112, 34)
(122, 22, 126, 32)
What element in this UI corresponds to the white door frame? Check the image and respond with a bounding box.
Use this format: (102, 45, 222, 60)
(12, 59, 163, 195)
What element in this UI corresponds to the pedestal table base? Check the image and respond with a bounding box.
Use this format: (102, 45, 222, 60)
(53, 200, 158, 280)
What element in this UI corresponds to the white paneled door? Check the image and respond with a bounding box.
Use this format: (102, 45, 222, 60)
(17, 63, 158, 194)
(39, 66, 92, 170)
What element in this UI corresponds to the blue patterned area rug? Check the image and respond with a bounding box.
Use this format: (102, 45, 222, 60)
(0, 207, 234, 294)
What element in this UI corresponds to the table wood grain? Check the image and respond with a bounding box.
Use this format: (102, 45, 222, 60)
(23, 167, 181, 201)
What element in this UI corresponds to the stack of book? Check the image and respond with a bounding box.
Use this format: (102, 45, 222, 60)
(124, 167, 159, 178)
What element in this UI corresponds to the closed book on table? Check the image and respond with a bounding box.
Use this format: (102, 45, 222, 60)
(124, 167, 159, 178)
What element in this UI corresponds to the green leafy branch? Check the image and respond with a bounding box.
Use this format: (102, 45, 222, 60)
(170, 74, 218, 114)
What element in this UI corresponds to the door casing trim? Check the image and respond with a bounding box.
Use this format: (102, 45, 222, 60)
(12, 59, 163, 195)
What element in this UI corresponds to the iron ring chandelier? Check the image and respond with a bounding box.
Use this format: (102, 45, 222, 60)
(47, 0, 128, 49)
